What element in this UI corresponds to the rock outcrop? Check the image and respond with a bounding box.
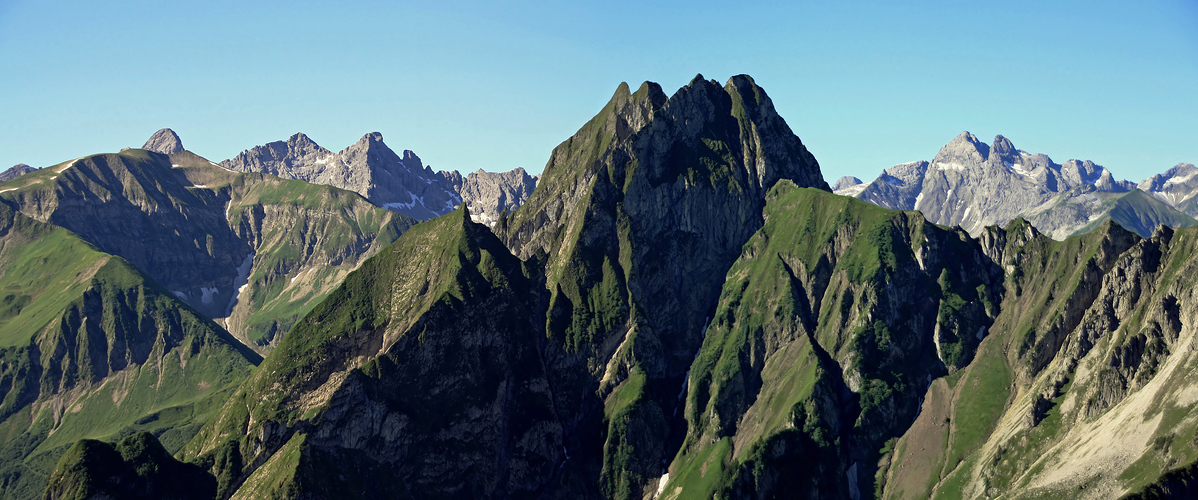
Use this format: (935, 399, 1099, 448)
(142, 127, 185, 154)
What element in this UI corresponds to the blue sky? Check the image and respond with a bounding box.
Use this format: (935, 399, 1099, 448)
(1, 1, 1195, 182)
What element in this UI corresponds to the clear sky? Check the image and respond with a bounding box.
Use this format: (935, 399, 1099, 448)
(1, 1, 1195, 183)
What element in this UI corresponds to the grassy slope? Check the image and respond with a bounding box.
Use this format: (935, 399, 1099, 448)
(665, 183, 999, 498)
(1072, 189, 1198, 238)
(0, 203, 258, 500)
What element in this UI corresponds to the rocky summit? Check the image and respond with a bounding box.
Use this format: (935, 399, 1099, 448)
(142, 127, 186, 154)
(838, 132, 1197, 239)
(220, 132, 538, 221)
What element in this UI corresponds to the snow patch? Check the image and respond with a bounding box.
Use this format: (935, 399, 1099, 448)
(192, 184, 208, 188)
(653, 472, 670, 499)
(171, 164, 181, 168)
(173, 291, 188, 300)
(934, 162, 965, 172)
(0, 188, 15, 194)
(200, 287, 219, 305)
(835, 184, 868, 197)
(1007, 161, 1033, 178)
(1166, 173, 1196, 186)
(223, 253, 255, 317)
(56, 158, 81, 173)
(914, 191, 925, 210)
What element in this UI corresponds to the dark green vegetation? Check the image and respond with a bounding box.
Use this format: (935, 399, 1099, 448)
(0, 202, 258, 499)
(44, 432, 215, 500)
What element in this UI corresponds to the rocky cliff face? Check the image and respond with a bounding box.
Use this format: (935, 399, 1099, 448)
(0, 202, 258, 500)
(838, 133, 1197, 239)
(0, 164, 36, 182)
(0, 146, 415, 353)
(220, 132, 538, 222)
(446, 167, 538, 226)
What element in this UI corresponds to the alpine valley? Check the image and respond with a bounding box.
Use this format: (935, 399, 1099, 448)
(3, 74, 1197, 500)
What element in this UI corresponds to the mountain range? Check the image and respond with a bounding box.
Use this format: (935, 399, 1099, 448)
(219, 131, 538, 223)
(5, 74, 1198, 499)
(834, 132, 1198, 239)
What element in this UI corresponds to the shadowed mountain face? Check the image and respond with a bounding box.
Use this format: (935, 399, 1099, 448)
(220, 132, 539, 223)
(837, 133, 1196, 238)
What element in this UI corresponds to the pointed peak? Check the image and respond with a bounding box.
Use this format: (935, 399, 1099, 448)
(288, 132, 317, 145)
(359, 132, 385, 144)
(142, 128, 184, 155)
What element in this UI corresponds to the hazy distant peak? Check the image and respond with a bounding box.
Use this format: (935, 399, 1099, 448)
(831, 176, 863, 191)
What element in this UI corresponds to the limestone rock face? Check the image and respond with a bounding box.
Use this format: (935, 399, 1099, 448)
(0, 163, 35, 182)
(142, 128, 185, 154)
(449, 167, 538, 226)
(849, 132, 1138, 236)
(221, 132, 461, 220)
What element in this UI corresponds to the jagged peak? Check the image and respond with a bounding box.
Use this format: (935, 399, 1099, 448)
(142, 128, 184, 155)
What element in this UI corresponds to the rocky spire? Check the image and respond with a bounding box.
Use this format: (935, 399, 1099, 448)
(142, 128, 184, 154)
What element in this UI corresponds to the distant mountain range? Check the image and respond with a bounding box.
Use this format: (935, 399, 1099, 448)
(834, 132, 1197, 239)
(218, 130, 538, 223)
